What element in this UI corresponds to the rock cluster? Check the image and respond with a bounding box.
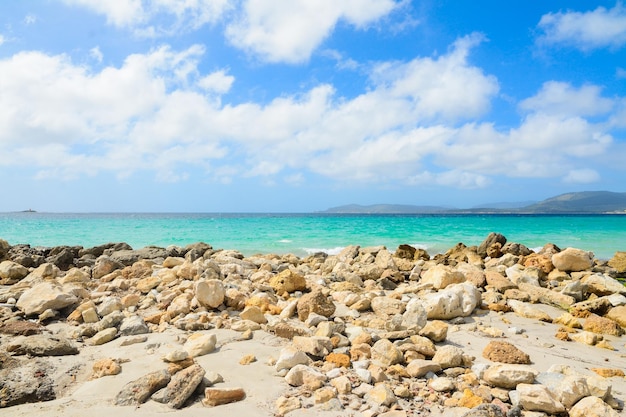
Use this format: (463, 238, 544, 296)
(0, 236, 625, 416)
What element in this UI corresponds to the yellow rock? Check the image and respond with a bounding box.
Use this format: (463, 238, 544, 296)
(458, 389, 485, 408)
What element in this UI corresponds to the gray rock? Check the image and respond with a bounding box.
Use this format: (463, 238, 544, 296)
(461, 404, 506, 417)
(0, 358, 56, 407)
(6, 335, 79, 356)
(115, 369, 171, 406)
(157, 364, 205, 409)
(119, 315, 150, 336)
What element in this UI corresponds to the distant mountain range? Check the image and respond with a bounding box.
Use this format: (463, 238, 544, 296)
(322, 191, 626, 214)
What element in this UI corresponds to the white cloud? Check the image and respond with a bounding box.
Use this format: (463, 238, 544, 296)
(225, 0, 399, 63)
(89, 46, 103, 63)
(519, 81, 614, 117)
(370, 33, 498, 122)
(197, 70, 234, 94)
(563, 169, 600, 184)
(0, 35, 4, 46)
(538, 3, 626, 50)
(62, 0, 233, 36)
(0, 36, 619, 189)
(62, 0, 144, 27)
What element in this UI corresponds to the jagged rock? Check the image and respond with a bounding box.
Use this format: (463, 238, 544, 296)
(285, 364, 327, 389)
(482, 341, 531, 364)
(422, 283, 481, 319)
(156, 364, 205, 409)
(478, 233, 507, 258)
(92, 256, 125, 280)
(270, 269, 307, 294)
(115, 370, 171, 406)
(183, 333, 217, 357)
(16, 281, 79, 316)
(6, 335, 79, 356)
(292, 336, 332, 357)
(551, 248, 594, 272)
(119, 314, 150, 336)
(515, 383, 565, 414)
(297, 289, 335, 321)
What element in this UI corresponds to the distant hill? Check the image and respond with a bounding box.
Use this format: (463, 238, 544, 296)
(323, 191, 626, 214)
(519, 191, 626, 213)
(472, 201, 537, 209)
(321, 204, 449, 214)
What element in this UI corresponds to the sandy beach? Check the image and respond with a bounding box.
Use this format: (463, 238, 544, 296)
(1, 236, 625, 417)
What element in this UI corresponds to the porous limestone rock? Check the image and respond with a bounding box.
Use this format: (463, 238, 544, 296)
(422, 283, 481, 319)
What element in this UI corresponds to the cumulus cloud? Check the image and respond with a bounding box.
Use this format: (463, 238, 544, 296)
(62, 0, 233, 36)
(519, 81, 614, 117)
(0, 36, 618, 188)
(538, 3, 626, 50)
(225, 0, 399, 63)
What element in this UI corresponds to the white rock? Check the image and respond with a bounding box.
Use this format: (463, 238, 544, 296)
(483, 364, 537, 389)
(421, 283, 480, 319)
(16, 281, 79, 316)
(569, 396, 619, 417)
(516, 383, 565, 414)
(183, 333, 217, 357)
(195, 279, 225, 309)
(402, 298, 427, 331)
(275, 346, 312, 372)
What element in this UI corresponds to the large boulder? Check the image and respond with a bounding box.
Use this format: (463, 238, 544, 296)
(421, 264, 465, 289)
(297, 289, 335, 321)
(16, 281, 79, 316)
(551, 248, 594, 272)
(195, 279, 225, 309)
(421, 283, 481, 320)
(478, 233, 507, 258)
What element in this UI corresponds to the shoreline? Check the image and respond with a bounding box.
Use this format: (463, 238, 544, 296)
(1, 235, 625, 416)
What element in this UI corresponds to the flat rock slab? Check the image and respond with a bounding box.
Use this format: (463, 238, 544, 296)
(6, 335, 79, 356)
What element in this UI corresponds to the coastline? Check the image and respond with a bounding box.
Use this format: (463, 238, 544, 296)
(0, 236, 625, 416)
(1, 212, 625, 260)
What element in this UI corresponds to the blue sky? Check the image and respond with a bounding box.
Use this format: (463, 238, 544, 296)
(1, 1, 625, 212)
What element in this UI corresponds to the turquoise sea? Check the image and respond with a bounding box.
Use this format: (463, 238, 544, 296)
(0, 213, 625, 260)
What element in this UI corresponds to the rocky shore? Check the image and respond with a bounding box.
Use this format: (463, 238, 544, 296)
(0, 234, 625, 417)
